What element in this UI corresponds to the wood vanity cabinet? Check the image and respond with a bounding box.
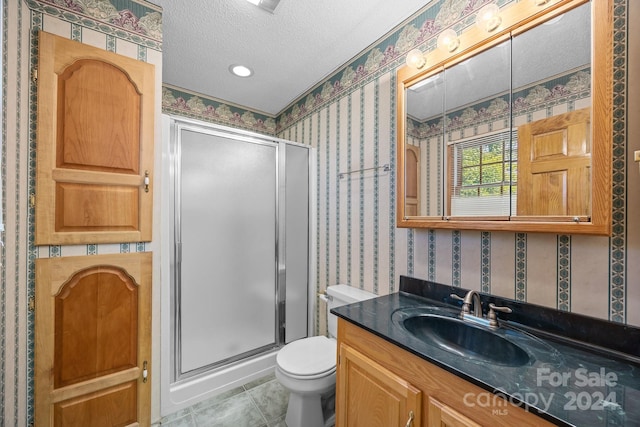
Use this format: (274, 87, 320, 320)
(337, 343, 421, 426)
(335, 318, 555, 427)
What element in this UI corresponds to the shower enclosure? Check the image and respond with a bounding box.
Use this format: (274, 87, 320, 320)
(160, 116, 314, 415)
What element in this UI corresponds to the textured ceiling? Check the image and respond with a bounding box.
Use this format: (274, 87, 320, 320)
(150, 0, 433, 116)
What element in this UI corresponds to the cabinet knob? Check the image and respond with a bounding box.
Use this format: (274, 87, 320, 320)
(405, 410, 414, 427)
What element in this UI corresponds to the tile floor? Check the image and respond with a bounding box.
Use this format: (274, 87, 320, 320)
(157, 373, 289, 427)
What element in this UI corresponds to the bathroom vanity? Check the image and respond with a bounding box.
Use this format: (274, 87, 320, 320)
(332, 276, 640, 427)
(336, 319, 552, 426)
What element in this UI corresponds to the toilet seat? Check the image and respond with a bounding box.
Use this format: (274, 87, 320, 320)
(277, 336, 337, 380)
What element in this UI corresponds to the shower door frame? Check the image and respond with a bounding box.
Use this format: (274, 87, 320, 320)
(167, 116, 313, 384)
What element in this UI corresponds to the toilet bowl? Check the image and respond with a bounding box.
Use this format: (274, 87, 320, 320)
(276, 284, 377, 427)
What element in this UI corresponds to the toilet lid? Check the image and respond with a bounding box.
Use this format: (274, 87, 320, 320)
(277, 336, 337, 377)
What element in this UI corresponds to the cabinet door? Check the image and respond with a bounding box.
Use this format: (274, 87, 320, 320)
(36, 31, 155, 244)
(428, 397, 482, 427)
(337, 343, 421, 427)
(34, 253, 152, 426)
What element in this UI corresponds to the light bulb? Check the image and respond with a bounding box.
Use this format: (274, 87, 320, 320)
(437, 29, 460, 53)
(229, 64, 253, 77)
(405, 49, 426, 69)
(476, 3, 502, 32)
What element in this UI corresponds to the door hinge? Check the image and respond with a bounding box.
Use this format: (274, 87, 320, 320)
(28, 296, 35, 312)
(30, 193, 36, 208)
(142, 360, 148, 383)
(31, 68, 38, 83)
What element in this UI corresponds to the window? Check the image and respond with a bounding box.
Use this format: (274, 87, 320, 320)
(449, 131, 517, 216)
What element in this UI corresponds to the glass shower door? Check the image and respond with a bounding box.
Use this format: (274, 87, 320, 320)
(177, 128, 278, 375)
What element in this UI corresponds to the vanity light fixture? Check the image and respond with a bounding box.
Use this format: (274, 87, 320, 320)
(476, 3, 502, 32)
(437, 29, 460, 53)
(405, 48, 426, 69)
(229, 64, 253, 78)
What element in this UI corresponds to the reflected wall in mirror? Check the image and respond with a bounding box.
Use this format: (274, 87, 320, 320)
(397, 0, 612, 235)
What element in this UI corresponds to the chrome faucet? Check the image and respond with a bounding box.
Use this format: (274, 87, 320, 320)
(450, 291, 513, 329)
(450, 290, 482, 318)
(463, 290, 482, 317)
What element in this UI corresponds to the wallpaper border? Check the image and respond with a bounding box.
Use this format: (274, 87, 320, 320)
(24, 0, 161, 48)
(161, 85, 278, 136)
(609, 0, 628, 322)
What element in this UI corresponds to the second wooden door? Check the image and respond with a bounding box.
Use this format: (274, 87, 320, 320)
(35, 252, 152, 426)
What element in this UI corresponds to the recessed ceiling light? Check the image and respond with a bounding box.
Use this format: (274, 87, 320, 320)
(229, 64, 253, 78)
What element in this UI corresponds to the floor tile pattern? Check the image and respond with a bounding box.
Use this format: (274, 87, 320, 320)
(157, 374, 289, 427)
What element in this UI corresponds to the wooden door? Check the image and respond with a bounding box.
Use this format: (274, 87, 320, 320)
(517, 108, 591, 217)
(35, 31, 155, 245)
(337, 343, 421, 427)
(35, 253, 152, 426)
(405, 144, 420, 216)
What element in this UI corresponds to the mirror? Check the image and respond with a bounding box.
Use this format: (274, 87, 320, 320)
(445, 41, 512, 218)
(397, 0, 612, 235)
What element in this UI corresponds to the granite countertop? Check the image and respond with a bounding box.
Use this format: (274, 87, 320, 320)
(331, 276, 640, 427)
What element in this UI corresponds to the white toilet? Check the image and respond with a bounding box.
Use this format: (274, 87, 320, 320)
(276, 284, 377, 427)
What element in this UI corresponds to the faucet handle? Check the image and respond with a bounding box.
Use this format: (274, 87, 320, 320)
(450, 293, 465, 302)
(451, 293, 475, 315)
(488, 303, 512, 328)
(449, 293, 467, 312)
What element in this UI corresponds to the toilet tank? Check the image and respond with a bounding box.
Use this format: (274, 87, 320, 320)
(325, 284, 377, 338)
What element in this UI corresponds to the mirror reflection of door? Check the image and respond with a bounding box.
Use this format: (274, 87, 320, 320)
(405, 144, 420, 216)
(517, 108, 591, 217)
(511, 3, 591, 218)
